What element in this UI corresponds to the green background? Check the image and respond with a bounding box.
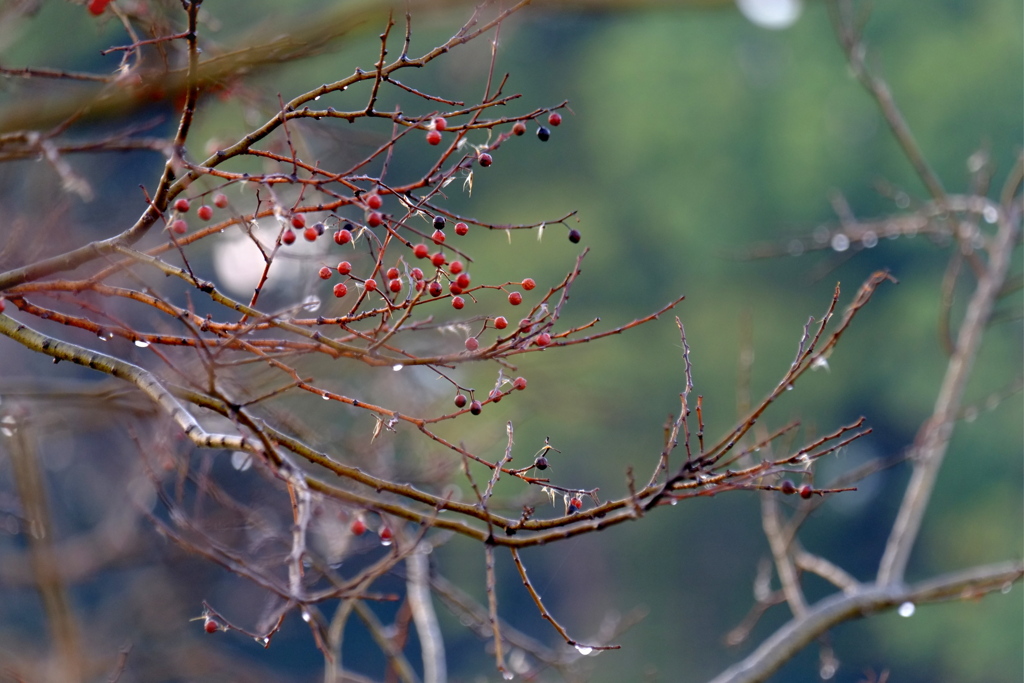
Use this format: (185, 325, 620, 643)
(0, 1, 1020, 682)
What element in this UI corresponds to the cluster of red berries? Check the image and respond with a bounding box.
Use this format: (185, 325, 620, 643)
(511, 112, 584, 243)
(347, 514, 394, 545)
(426, 116, 447, 145)
(277, 191, 386, 246)
(321, 262, 410, 299)
(280, 213, 333, 245)
(451, 375, 526, 416)
(780, 480, 815, 499)
(169, 194, 230, 235)
(511, 110, 562, 141)
(182, 106, 577, 386)
(425, 110, 566, 171)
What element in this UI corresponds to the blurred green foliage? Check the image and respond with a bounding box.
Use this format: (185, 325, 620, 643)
(421, 3, 1022, 681)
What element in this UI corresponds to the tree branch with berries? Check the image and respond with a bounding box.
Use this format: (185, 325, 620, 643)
(0, 1, 1018, 682)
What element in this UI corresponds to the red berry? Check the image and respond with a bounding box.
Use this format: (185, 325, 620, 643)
(568, 229, 581, 243)
(465, 337, 479, 351)
(799, 485, 814, 500)
(432, 229, 446, 245)
(512, 121, 527, 136)
(454, 222, 469, 236)
(174, 198, 190, 212)
(431, 252, 446, 267)
(389, 278, 402, 293)
(413, 244, 430, 259)
(780, 480, 797, 495)
(303, 226, 318, 241)
(452, 296, 465, 310)
(351, 517, 367, 535)
(455, 272, 471, 289)
(494, 316, 508, 330)
(282, 228, 296, 245)
(519, 318, 533, 332)
(411, 268, 424, 281)
(521, 277, 536, 291)
(415, 281, 425, 291)
(454, 394, 468, 408)
(512, 376, 527, 391)
(291, 213, 306, 229)
(548, 111, 563, 127)
(478, 152, 493, 167)
(337, 261, 352, 275)
(318, 266, 333, 280)
(367, 211, 383, 228)
(489, 388, 502, 403)
(87, 0, 112, 16)
(196, 205, 213, 221)
(470, 400, 482, 415)
(428, 281, 443, 297)
(334, 228, 353, 245)
(449, 283, 463, 296)
(170, 219, 187, 234)
(204, 618, 219, 634)
(379, 526, 393, 541)
(535, 332, 552, 347)
(426, 130, 442, 145)
(433, 116, 447, 131)
(449, 260, 464, 274)
(508, 291, 523, 306)
(0, 299, 5, 314)
(366, 193, 383, 210)
(386, 267, 400, 280)
(213, 193, 229, 208)
(364, 278, 378, 292)
(333, 282, 348, 297)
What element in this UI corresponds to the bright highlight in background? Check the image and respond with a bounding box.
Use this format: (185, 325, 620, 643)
(736, 0, 803, 29)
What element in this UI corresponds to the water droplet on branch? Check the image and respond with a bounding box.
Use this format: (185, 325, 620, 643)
(302, 295, 321, 312)
(231, 451, 253, 471)
(830, 233, 850, 252)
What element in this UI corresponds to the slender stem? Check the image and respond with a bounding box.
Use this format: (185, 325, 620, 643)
(8, 419, 83, 682)
(0, 314, 259, 455)
(877, 208, 1019, 585)
(406, 544, 446, 683)
(710, 561, 1024, 683)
